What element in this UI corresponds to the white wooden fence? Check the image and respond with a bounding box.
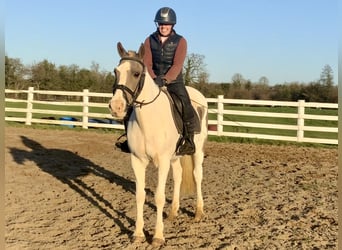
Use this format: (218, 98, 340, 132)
(5, 87, 338, 145)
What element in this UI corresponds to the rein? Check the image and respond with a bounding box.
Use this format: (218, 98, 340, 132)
(112, 57, 161, 108)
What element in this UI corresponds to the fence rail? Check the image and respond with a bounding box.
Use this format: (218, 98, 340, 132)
(5, 87, 338, 145)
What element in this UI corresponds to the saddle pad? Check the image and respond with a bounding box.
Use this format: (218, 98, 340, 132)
(162, 89, 201, 135)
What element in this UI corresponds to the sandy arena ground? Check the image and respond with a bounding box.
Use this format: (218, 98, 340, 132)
(5, 126, 338, 249)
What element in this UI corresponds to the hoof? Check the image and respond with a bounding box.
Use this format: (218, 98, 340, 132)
(167, 212, 178, 221)
(194, 210, 205, 222)
(152, 238, 165, 247)
(131, 236, 145, 244)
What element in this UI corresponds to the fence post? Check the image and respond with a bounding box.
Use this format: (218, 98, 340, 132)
(25, 87, 34, 125)
(217, 95, 224, 136)
(82, 89, 89, 129)
(297, 99, 305, 142)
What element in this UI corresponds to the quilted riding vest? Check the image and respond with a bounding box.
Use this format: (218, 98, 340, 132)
(149, 31, 184, 84)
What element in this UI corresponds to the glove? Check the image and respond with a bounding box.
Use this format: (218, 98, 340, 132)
(154, 75, 166, 87)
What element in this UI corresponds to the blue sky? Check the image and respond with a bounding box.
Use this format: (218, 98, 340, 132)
(5, 0, 338, 85)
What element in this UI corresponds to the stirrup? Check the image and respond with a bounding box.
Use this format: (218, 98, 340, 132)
(176, 136, 195, 155)
(115, 140, 130, 153)
(115, 133, 130, 153)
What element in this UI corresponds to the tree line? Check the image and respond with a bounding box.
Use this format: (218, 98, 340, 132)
(5, 55, 337, 103)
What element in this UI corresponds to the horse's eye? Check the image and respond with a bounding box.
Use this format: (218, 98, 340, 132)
(133, 72, 140, 78)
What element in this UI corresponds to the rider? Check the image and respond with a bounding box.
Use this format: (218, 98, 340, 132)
(115, 7, 196, 155)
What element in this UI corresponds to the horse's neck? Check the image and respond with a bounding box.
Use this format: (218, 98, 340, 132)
(135, 73, 160, 103)
(133, 73, 171, 130)
(131, 73, 178, 143)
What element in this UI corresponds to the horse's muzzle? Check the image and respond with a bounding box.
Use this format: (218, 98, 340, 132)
(108, 99, 127, 121)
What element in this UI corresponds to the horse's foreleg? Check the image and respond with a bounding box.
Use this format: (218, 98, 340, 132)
(193, 152, 205, 221)
(168, 159, 182, 220)
(153, 159, 170, 245)
(131, 156, 147, 242)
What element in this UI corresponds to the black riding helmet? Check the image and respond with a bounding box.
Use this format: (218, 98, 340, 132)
(154, 7, 176, 25)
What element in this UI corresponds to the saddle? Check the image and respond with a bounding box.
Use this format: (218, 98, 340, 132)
(161, 88, 201, 135)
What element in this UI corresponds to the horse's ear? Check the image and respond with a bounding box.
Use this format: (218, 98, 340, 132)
(137, 43, 145, 60)
(117, 42, 128, 58)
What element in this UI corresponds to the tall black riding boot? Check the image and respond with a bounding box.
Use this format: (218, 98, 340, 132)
(166, 82, 196, 155)
(176, 134, 195, 155)
(115, 107, 132, 153)
(115, 136, 130, 153)
(176, 122, 196, 156)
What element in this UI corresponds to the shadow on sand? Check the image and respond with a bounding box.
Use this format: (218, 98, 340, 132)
(9, 136, 136, 237)
(9, 136, 196, 243)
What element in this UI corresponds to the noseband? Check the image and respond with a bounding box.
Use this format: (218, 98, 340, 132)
(112, 57, 161, 108)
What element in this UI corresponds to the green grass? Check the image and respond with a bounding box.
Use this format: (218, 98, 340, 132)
(5, 102, 109, 120)
(5, 122, 336, 149)
(6, 101, 338, 146)
(208, 104, 338, 140)
(207, 134, 337, 148)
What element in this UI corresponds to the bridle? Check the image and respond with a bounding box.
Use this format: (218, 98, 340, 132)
(112, 57, 161, 108)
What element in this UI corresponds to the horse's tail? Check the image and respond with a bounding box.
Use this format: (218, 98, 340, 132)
(180, 155, 196, 196)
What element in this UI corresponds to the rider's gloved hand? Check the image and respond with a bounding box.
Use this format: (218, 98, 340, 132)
(154, 75, 166, 87)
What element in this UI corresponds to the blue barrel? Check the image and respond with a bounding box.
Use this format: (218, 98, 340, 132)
(59, 116, 77, 128)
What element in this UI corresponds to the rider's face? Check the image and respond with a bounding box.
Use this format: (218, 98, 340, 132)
(158, 23, 172, 36)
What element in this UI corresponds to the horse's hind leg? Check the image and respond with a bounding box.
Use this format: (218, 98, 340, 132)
(193, 150, 205, 221)
(168, 158, 182, 220)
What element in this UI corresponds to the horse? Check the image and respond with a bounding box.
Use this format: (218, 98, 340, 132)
(108, 42, 208, 247)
